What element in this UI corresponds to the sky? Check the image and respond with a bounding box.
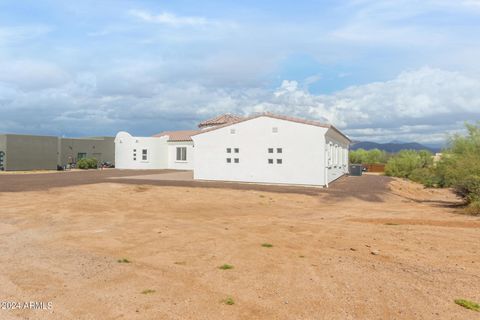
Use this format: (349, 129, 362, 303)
(1, 0, 480, 145)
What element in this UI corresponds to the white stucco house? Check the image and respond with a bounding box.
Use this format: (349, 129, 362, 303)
(115, 113, 351, 187)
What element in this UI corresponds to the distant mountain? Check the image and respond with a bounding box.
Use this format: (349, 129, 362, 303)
(351, 141, 441, 153)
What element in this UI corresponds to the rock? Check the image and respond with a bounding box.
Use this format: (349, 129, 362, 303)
(371, 250, 380, 255)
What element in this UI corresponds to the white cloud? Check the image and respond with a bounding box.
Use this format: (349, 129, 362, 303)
(0, 60, 70, 91)
(0, 64, 478, 144)
(129, 9, 212, 27)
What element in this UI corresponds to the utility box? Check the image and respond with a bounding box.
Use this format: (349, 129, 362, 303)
(349, 164, 363, 176)
(0, 151, 4, 171)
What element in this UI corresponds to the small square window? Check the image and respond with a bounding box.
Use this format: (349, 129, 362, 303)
(268, 159, 273, 164)
(277, 159, 282, 164)
(226, 158, 231, 163)
(230, 128, 236, 134)
(226, 148, 231, 153)
(234, 158, 239, 163)
(272, 127, 278, 133)
(277, 148, 282, 153)
(268, 148, 274, 153)
(234, 148, 239, 153)
(133, 149, 136, 152)
(133, 158, 136, 161)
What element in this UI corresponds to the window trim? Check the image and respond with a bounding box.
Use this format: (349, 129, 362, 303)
(176, 146, 187, 162)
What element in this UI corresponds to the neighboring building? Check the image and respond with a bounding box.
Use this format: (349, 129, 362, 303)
(0, 134, 115, 171)
(0, 134, 58, 171)
(115, 113, 350, 186)
(59, 137, 115, 166)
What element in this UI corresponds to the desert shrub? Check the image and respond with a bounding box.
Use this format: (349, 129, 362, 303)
(465, 201, 480, 216)
(409, 167, 439, 187)
(435, 123, 480, 205)
(453, 175, 480, 201)
(77, 158, 98, 169)
(384, 150, 433, 178)
(349, 148, 388, 164)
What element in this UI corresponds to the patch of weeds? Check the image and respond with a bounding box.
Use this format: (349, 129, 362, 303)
(117, 258, 131, 263)
(174, 261, 186, 265)
(261, 243, 273, 248)
(259, 194, 266, 198)
(218, 264, 234, 270)
(141, 289, 156, 294)
(299, 255, 305, 258)
(455, 299, 480, 312)
(222, 297, 235, 305)
(385, 223, 399, 226)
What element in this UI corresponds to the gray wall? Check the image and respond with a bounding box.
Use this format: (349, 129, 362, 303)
(0, 134, 115, 171)
(5, 134, 58, 171)
(58, 137, 115, 166)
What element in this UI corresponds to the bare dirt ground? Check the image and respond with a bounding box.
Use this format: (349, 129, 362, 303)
(0, 173, 479, 319)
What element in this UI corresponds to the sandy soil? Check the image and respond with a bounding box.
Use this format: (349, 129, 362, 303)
(0, 176, 479, 319)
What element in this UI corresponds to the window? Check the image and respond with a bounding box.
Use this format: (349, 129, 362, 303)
(226, 148, 231, 153)
(268, 148, 274, 153)
(133, 149, 137, 152)
(77, 152, 87, 160)
(142, 149, 148, 161)
(277, 159, 282, 164)
(230, 128, 236, 134)
(234, 158, 239, 163)
(277, 148, 282, 153)
(268, 159, 274, 164)
(226, 158, 232, 163)
(272, 127, 278, 133)
(234, 148, 239, 153)
(176, 147, 187, 161)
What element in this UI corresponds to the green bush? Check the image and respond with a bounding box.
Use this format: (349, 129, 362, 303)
(409, 167, 438, 187)
(382, 122, 480, 215)
(465, 201, 480, 216)
(349, 148, 388, 164)
(384, 150, 433, 178)
(77, 158, 98, 169)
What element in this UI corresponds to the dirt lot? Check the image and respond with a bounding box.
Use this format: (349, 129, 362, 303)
(0, 173, 479, 319)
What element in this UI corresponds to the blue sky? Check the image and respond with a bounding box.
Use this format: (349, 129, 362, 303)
(1, 0, 480, 144)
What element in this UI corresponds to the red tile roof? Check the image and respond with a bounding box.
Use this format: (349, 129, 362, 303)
(197, 113, 244, 128)
(192, 112, 351, 142)
(152, 130, 200, 142)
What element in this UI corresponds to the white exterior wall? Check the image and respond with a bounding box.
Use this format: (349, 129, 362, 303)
(192, 116, 329, 186)
(325, 128, 350, 184)
(167, 141, 195, 170)
(114, 132, 168, 169)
